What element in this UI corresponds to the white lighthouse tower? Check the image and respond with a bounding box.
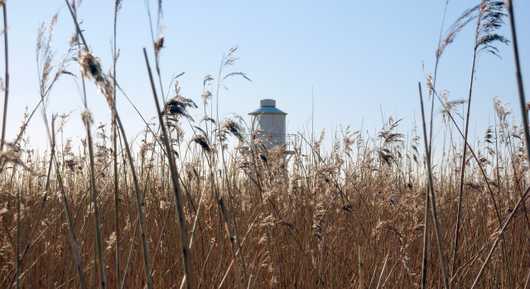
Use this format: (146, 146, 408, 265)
(249, 99, 287, 149)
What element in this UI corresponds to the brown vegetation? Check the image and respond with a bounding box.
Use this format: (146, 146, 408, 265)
(0, 0, 529, 289)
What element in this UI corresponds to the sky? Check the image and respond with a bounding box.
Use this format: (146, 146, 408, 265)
(4, 0, 530, 149)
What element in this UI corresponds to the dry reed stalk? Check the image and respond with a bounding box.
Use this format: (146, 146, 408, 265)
(82, 110, 108, 289)
(143, 47, 194, 289)
(219, 119, 249, 284)
(216, 212, 260, 289)
(119, 217, 138, 289)
(451, 0, 509, 275)
(0, 0, 8, 153)
(418, 82, 451, 289)
(506, 0, 530, 233)
(49, 116, 87, 289)
(452, 5, 482, 275)
(421, 2, 451, 284)
(112, 1, 122, 288)
(107, 71, 154, 289)
(63, 2, 154, 288)
(506, 0, 530, 140)
(374, 253, 389, 289)
(419, 159, 430, 289)
(523, 268, 530, 289)
(70, 2, 107, 286)
(187, 186, 206, 250)
(356, 246, 363, 289)
(15, 188, 20, 289)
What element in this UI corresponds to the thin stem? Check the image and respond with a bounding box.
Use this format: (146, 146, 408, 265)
(83, 115, 108, 289)
(452, 3, 482, 272)
(15, 188, 20, 289)
(506, 0, 530, 161)
(0, 1, 9, 152)
(112, 1, 121, 287)
(143, 47, 194, 289)
(419, 155, 431, 289)
(418, 82, 451, 289)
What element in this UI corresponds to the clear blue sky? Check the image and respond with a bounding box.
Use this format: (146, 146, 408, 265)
(5, 0, 530, 148)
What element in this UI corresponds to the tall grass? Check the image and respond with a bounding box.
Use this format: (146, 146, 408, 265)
(0, 1, 529, 289)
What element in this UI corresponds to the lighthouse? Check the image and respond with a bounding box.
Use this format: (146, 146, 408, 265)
(249, 99, 287, 149)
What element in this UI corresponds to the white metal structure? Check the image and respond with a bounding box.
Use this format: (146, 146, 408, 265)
(249, 99, 287, 148)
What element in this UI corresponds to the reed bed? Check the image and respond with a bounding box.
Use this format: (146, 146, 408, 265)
(0, 0, 529, 288)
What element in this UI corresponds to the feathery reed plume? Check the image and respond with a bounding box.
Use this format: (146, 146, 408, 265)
(0, 143, 32, 173)
(201, 74, 214, 136)
(154, 35, 164, 57)
(440, 92, 466, 123)
(377, 118, 404, 166)
(79, 50, 104, 82)
(36, 14, 71, 98)
(202, 75, 214, 103)
(437, 1, 508, 57)
(222, 118, 244, 142)
(164, 93, 198, 121)
(192, 130, 212, 154)
(214, 46, 251, 136)
(437, 4, 480, 58)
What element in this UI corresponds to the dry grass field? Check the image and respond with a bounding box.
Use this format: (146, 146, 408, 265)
(0, 0, 529, 288)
